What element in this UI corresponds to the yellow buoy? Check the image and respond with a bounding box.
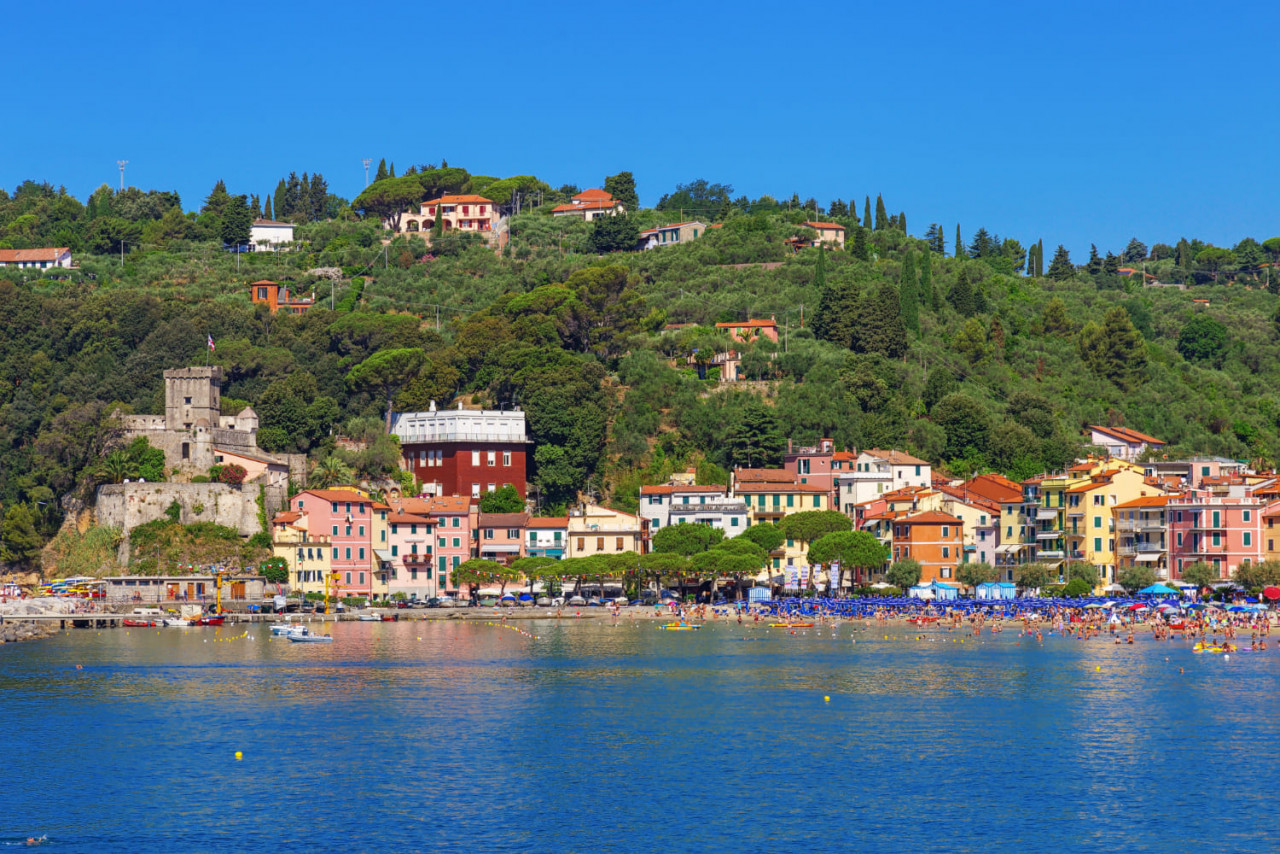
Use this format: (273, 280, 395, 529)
(235, 751, 243, 760)
(1095, 665, 1101, 671)
(823, 696, 830, 702)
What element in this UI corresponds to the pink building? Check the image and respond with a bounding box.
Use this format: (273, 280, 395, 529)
(423, 495, 471, 594)
(387, 510, 436, 600)
(289, 489, 375, 597)
(784, 438, 848, 509)
(477, 512, 529, 564)
(1166, 492, 1263, 580)
(715, 318, 779, 343)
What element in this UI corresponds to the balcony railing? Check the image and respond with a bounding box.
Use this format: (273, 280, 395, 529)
(670, 502, 746, 514)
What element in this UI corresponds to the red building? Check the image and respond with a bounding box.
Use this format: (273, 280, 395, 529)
(391, 402, 529, 500)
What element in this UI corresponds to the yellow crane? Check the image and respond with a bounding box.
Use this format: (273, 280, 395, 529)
(322, 568, 342, 615)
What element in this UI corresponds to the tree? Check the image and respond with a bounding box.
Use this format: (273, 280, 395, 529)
(479, 484, 524, 513)
(1046, 244, 1074, 280)
(957, 561, 995, 588)
(948, 275, 976, 317)
(1177, 313, 1228, 366)
(652, 522, 724, 556)
(220, 195, 252, 247)
(955, 224, 963, 258)
(855, 283, 907, 358)
(1041, 296, 1073, 335)
(374, 158, 389, 182)
(603, 172, 639, 211)
(726, 400, 785, 468)
(1195, 247, 1234, 281)
(808, 530, 885, 588)
(932, 393, 992, 461)
(886, 558, 921, 589)
(924, 223, 946, 255)
(1, 505, 43, 569)
(922, 368, 956, 412)
(588, 213, 640, 253)
(899, 251, 919, 334)
(1078, 307, 1147, 391)
(262, 193, 273, 221)
(1181, 561, 1220, 590)
(310, 455, 354, 488)
(1117, 564, 1156, 593)
(814, 277, 860, 348)
(96, 449, 137, 484)
(352, 176, 424, 232)
(874, 195, 887, 230)
(346, 348, 427, 430)
(1015, 562, 1052, 592)
(452, 558, 519, 595)
(1123, 237, 1148, 264)
(260, 557, 289, 584)
(780, 510, 852, 549)
(920, 246, 936, 310)
(740, 522, 785, 554)
(1232, 561, 1279, 591)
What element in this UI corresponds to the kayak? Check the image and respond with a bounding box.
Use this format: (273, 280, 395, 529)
(769, 623, 814, 628)
(123, 619, 159, 627)
(659, 623, 701, 631)
(907, 616, 939, 624)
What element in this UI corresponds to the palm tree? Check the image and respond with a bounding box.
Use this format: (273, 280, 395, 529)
(96, 450, 137, 484)
(310, 455, 354, 488)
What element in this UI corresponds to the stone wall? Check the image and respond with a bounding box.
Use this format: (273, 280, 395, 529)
(95, 482, 284, 538)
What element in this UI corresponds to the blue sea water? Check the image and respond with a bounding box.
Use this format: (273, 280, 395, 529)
(1, 618, 1276, 853)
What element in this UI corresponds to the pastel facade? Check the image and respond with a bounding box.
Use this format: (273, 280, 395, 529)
(0, 247, 72, 269)
(399, 195, 497, 234)
(638, 221, 705, 250)
(1114, 496, 1171, 580)
(715, 319, 779, 344)
(567, 505, 643, 557)
(525, 517, 568, 559)
(1088, 425, 1166, 461)
(289, 488, 376, 597)
(801, 221, 846, 249)
(477, 512, 530, 564)
(734, 477, 830, 569)
(1167, 493, 1263, 580)
(639, 485, 745, 549)
(550, 188, 625, 221)
(839, 449, 931, 511)
(424, 496, 471, 592)
(891, 512, 965, 585)
(249, 280, 313, 315)
(386, 510, 436, 599)
(1060, 467, 1164, 586)
(271, 517, 333, 595)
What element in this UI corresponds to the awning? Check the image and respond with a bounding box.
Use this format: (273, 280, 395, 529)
(1036, 508, 1058, 520)
(995, 544, 1025, 555)
(479, 545, 520, 553)
(1135, 553, 1164, 563)
(374, 549, 394, 563)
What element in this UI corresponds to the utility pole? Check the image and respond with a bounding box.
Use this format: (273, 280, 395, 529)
(116, 160, 128, 191)
(362, 158, 372, 187)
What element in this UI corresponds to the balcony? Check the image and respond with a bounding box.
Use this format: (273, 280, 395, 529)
(1035, 529, 1062, 540)
(843, 470, 890, 481)
(1036, 508, 1059, 521)
(670, 502, 747, 515)
(1038, 549, 1066, 559)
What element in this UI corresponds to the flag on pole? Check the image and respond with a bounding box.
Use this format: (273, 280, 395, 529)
(207, 334, 215, 352)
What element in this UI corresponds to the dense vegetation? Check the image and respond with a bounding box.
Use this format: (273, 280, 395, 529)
(2, 167, 1279, 567)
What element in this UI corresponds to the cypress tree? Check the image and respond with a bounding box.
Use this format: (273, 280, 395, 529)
(263, 193, 273, 221)
(250, 194, 261, 219)
(920, 247, 937, 310)
(852, 226, 870, 261)
(864, 196, 872, 232)
(898, 211, 908, 235)
(274, 178, 288, 219)
(1037, 239, 1045, 276)
(855, 283, 907, 358)
(948, 275, 976, 317)
(955, 224, 963, 258)
(899, 251, 919, 334)
(375, 159, 389, 182)
(309, 173, 328, 222)
(875, 195, 888, 231)
(389, 162, 396, 178)
(814, 277, 860, 349)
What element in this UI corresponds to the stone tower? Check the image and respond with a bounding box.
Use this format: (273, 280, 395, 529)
(163, 367, 222, 430)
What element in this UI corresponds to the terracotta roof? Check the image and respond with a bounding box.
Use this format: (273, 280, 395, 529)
(388, 512, 432, 524)
(832, 451, 857, 462)
(372, 502, 391, 510)
(575, 188, 613, 201)
(527, 516, 568, 528)
(299, 489, 372, 503)
(962, 473, 1024, 503)
(1065, 480, 1110, 494)
(898, 511, 964, 526)
(734, 468, 797, 483)
(422, 195, 494, 205)
(478, 512, 530, 527)
(423, 496, 470, 515)
(0, 247, 69, 262)
(862, 449, 929, 466)
(250, 280, 278, 285)
(1115, 496, 1171, 509)
(551, 199, 619, 213)
(1090, 424, 1165, 446)
(735, 481, 828, 493)
(934, 484, 1000, 512)
(252, 219, 293, 227)
(716, 319, 777, 329)
(639, 485, 726, 495)
(802, 221, 845, 231)
(272, 511, 301, 524)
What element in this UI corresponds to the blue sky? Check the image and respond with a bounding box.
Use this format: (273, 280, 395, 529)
(7, 0, 1278, 257)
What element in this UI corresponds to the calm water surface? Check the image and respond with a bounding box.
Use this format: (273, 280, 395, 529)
(1, 617, 1276, 852)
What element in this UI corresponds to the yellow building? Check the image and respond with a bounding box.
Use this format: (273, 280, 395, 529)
(567, 504, 643, 557)
(1060, 466, 1165, 586)
(272, 521, 333, 596)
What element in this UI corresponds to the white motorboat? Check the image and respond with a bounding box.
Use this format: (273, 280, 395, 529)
(163, 618, 192, 627)
(287, 628, 333, 643)
(270, 623, 305, 636)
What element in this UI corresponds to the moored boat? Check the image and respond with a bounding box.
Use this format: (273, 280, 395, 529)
(288, 627, 334, 643)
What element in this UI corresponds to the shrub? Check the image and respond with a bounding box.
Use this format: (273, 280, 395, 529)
(216, 464, 247, 485)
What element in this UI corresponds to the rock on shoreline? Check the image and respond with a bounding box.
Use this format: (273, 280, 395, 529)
(0, 598, 76, 645)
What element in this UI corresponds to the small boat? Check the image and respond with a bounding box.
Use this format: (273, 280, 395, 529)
(194, 615, 225, 627)
(163, 618, 192, 627)
(659, 622, 701, 631)
(769, 623, 815, 628)
(288, 628, 334, 643)
(907, 616, 940, 624)
(123, 619, 159, 627)
(1194, 642, 1235, 654)
(358, 614, 381, 622)
(270, 623, 305, 636)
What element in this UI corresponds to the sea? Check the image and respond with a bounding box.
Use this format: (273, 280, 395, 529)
(1, 616, 1276, 852)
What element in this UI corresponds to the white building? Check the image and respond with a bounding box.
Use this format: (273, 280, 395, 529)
(0, 247, 72, 269)
(838, 449, 932, 513)
(1087, 425, 1165, 461)
(250, 219, 296, 252)
(550, 189, 625, 221)
(639, 484, 747, 550)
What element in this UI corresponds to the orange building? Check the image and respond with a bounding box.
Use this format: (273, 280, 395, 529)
(891, 511, 964, 585)
(249, 280, 314, 315)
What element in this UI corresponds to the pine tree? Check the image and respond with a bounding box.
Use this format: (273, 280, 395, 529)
(375, 159, 389, 182)
(863, 197, 872, 232)
(875, 195, 888, 231)
(855, 283, 907, 358)
(1086, 244, 1102, 274)
(1046, 244, 1074, 280)
(955, 224, 963, 258)
(948, 275, 976, 317)
(925, 223, 946, 255)
(1078, 306, 1147, 391)
(813, 276, 860, 349)
(920, 247, 937, 310)
(1041, 296, 1072, 336)
(1103, 252, 1120, 275)
(899, 251, 919, 334)
(263, 193, 273, 221)
(851, 227, 870, 261)
(898, 211, 907, 235)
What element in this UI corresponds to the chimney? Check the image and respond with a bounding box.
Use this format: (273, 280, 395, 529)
(787, 438, 793, 454)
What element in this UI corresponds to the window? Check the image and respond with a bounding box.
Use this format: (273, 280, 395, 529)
(437, 538, 445, 549)
(332, 525, 339, 536)
(1212, 532, 1222, 547)
(813, 496, 820, 508)
(773, 495, 780, 507)
(345, 573, 351, 584)
(380, 529, 386, 542)
(345, 548, 351, 560)
(786, 495, 794, 508)
(942, 527, 949, 537)
(345, 526, 351, 537)
(451, 517, 460, 528)
(357, 547, 364, 560)
(333, 548, 338, 559)
(452, 556, 460, 569)
(941, 567, 952, 579)
(915, 465, 921, 476)
(452, 537, 460, 548)
(1093, 516, 1101, 529)
(1244, 510, 1252, 523)
(391, 545, 398, 557)
(553, 532, 562, 543)
(488, 483, 496, 493)
(1244, 532, 1252, 547)
(438, 556, 447, 575)
(410, 568, 417, 581)
(472, 484, 480, 499)
(485, 529, 494, 539)
(507, 529, 518, 539)
(410, 543, 417, 554)
(942, 547, 950, 558)
(1094, 537, 1102, 552)
(616, 537, 624, 551)
(502, 451, 511, 466)
(577, 537, 585, 551)
(358, 525, 365, 536)
(731, 517, 739, 527)
(345, 503, 352, 514)
(487, 451, 496, 466)
(358, 572, 365, 585)
(1212, 510, 1221, 528)
(596, 537, 604, 551)
(471, 451, 481, 466)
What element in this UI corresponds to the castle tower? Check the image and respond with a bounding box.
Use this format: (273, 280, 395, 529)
(163, 367, 222, 431)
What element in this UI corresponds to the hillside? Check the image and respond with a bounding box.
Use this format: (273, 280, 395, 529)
(0, 172, 1277, 566)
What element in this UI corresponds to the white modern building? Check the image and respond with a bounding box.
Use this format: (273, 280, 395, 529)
(639, 484, 747, 550)
(838, 449, 932, 513)
(250, 219, 296, 252)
